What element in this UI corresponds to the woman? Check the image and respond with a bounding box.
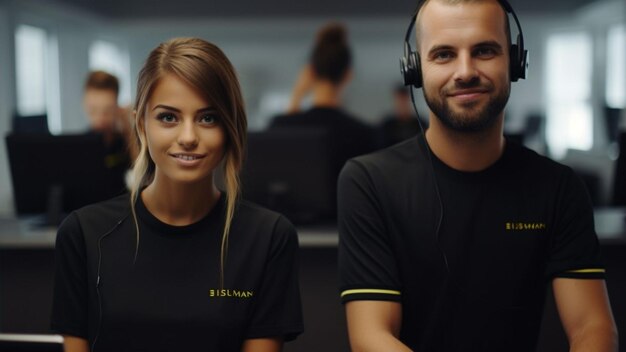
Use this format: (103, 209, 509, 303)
(269, 23, 375, 217)
(51, 37, 303, 351)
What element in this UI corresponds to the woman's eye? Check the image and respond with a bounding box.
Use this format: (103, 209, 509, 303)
(158, 113, 177, 123)
(200, 114, 217, 124)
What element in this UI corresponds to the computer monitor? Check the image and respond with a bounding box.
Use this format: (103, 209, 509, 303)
(5, 133, 127, 223)
(12, 114, 49, 134)
(241, 128, 335, 225)
(0, 334, 63, 352)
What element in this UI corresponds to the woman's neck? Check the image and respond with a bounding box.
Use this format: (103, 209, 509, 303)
(141, 177, 220, 226)
(312, 81, 342, 108)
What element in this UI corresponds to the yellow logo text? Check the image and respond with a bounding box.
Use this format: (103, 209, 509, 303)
(505, 222, 546, 231)
(209, 289, 254, 299)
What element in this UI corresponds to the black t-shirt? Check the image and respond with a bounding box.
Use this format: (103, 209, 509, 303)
(270, 107, 375, 177)
(51, 193, 303, 351)
(87, 130, 131, 196)
(338, 134, 605, 352)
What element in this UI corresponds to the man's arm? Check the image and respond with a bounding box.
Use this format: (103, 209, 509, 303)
(345, 301, 412, 352)
(553, 278, 618, 352)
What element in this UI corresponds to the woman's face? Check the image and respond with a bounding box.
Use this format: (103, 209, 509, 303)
(143, 73, 226, 186)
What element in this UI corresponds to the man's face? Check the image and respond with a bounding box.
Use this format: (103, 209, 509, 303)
(83, 88, 119, 133)
(418, 0, 511, 132)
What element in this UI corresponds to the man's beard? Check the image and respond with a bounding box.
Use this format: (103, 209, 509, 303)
(423, 78, 510, 133)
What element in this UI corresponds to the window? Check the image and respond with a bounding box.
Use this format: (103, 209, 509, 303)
(15, 25, 47, 116)
(14, 24, 61, 133)
(545, 32, 593, 159)
(89, 40, 131, 105)
(606, 24, 625, 109)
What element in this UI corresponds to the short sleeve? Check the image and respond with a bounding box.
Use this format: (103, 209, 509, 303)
(338, 160, 402, 303)
(50, 212, 89, 338)
(245, 216, 304, 341)
(545, 169, 605, 280)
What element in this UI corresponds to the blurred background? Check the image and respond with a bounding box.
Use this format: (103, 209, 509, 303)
(0, 0, 624, 209)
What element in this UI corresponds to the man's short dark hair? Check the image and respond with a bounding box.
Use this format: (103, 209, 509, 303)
(84, 70, 119, 98)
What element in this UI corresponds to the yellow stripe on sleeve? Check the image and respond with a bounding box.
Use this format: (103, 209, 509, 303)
(340, 289, 402, 298)
(565, 268, 606, 274)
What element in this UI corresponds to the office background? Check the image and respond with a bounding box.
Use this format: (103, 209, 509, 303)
(0, 0, 624, 215)
(0, 0, 624, 350)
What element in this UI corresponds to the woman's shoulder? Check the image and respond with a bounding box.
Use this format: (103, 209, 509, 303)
(62, 193, 131, 237)
(73, 193, 131, 220)
(235, 200, 296, 234)
(236, 199, 290, 223)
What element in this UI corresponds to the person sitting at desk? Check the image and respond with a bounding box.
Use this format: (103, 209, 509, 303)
(83, 70, 134, 192)
(338, 0, 618, 350)
(52, 37, 303, 352)
(269, 23, 375, 179)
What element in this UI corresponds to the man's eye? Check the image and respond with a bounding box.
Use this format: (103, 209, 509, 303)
(433, 51, 454, 61)
(475, 47, 497, 58)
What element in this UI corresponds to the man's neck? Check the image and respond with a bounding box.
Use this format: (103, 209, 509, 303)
(425, 114, 505, 172)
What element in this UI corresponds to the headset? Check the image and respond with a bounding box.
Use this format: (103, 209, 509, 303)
(400, 0, 529, 88)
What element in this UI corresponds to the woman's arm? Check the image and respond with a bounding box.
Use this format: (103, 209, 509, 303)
(241, 337, 283, 352)
(286, 65, 315, 114)
(63, 335, 89, 352)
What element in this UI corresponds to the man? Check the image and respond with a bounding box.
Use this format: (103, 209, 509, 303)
(337, 0, 618, 351)
(83, 70, 134, 193)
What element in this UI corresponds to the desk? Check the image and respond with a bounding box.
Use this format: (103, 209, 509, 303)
(1, 211, 625, 352)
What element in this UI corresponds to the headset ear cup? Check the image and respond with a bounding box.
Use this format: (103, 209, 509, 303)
(509, 43, 521, 82)
(400, 50, 422, 88)
(410, 51, 423, 88)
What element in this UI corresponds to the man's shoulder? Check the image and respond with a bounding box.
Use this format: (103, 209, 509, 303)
(510, 142, 573, 176)
(354, 137, 421, 166)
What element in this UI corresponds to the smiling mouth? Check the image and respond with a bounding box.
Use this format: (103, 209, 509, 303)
(171, 154, 204, 161)
(449, 89, 488, 97)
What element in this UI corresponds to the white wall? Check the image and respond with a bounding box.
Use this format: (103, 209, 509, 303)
(0, 3, 15, 215)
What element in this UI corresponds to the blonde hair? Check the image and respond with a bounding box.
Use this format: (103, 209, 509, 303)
(130, 37, 247, 287)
